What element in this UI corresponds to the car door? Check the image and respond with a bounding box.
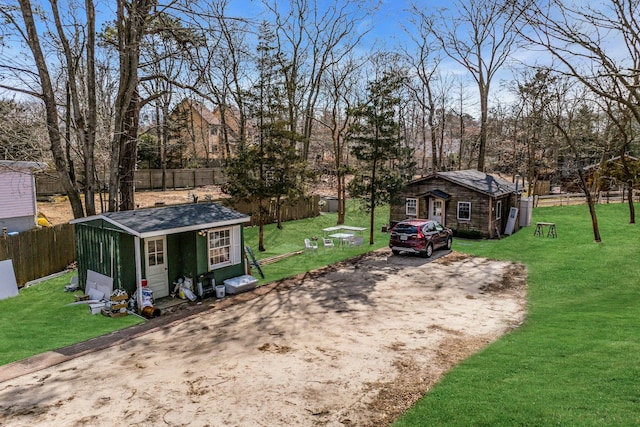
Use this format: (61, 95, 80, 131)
(423, 222, 438, 247)
(433, 222, 448, 248)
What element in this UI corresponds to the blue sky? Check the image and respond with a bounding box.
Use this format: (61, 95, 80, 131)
(0, 0, 555, 112)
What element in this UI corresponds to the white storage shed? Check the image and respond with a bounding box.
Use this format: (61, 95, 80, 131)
(0, 160, 47, 233)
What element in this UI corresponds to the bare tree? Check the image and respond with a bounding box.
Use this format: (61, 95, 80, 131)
(0, 100, 49, 161)
(106, 0, 149, 211)
(0, 0, 86, 218)
(509, 68, 558, 195)
(401, 7, 442, 173)
(51, 0, 98, 215)
(428, 0, 522, 171)
(596, 97, 638, 224)
(316, 55, 364, 224)
(262, 0, 373, 160)
(518, 0, 640, 128)
(545, 77, 608, 242)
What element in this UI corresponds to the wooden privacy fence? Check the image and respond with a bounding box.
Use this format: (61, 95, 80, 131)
(134, 168, 226, 190)
(225, 195, 321, 226)
(36, 168, 226, 195)
(535, 190, 640, 207)
(0, 224, 76, 287)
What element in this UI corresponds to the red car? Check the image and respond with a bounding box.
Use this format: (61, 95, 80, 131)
(389, 219, 453, 258)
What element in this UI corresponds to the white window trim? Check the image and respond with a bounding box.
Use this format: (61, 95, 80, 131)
(406, 197, 418, 216)
(208, 225, 242, 270)
(457, 202, 471, 221)
(496, 200, 502, 220)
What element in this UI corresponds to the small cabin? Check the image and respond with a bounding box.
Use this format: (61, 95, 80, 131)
(0, 160, 47, 233)
(390, 170, 521, 239)
(70, 203, 250, 302)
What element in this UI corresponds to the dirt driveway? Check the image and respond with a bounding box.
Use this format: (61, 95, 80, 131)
(0, 250, 526, 427)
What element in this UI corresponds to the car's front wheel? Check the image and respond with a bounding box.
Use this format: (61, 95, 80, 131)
(446, 236, 453, 250)
(423, 243, 433, 258)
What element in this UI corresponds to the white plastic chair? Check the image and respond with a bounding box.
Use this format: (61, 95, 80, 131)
(349, 236, 364, 248)
(304, 238, 318, 252)
(322, 238, 335, 250)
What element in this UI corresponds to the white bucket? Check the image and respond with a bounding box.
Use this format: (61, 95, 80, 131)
(215, 284, 226, 299)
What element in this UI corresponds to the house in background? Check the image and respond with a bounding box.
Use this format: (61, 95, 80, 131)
(390, 169, 521, 239)
(70, 203, 251, 304)
(0, 160, 47, 233)
(169, 99, 245, 167)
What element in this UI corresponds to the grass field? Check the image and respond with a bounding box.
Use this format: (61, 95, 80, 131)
(0, 272, 142, 366)
(393, 202, 640, 426)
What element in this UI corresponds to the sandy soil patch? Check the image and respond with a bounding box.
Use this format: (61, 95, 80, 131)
(37, 186, 230, 226)
(0, 250, 526, 427)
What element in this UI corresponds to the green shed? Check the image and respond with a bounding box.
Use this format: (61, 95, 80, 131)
(70, 202, 250, 306)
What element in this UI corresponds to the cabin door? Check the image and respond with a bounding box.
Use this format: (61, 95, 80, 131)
(429, 198, 445, 225)
(144, 236, 169, 298)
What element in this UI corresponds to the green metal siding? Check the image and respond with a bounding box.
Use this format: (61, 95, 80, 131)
(74, 219, 125, 292)
(118, 233, 137, 295)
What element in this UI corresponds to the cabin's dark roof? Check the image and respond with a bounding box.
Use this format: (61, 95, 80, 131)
(411, 169, 516, 197)
(71, 202, 249, 238)
(424, 189, 451, 200)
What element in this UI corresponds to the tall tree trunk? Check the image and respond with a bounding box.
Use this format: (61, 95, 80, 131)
(108, 0, 154, 212)
(477, 84, 489, 172)
(336, 173, 345, 225)
(369, 158, 377, 245)
(627, 183, 635, 224)
(18, 0, 84, 218)
(577, 168, 601, 242)
(83, 0, 97, 216)
(119, 94, 140, 211)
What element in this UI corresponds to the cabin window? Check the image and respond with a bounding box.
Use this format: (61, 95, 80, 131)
(496, 200, 502, 220)
(210, 126, 218, 136)
(208, 226, 241, 269)
(457, 202, 471, 221)
(406, 198, 418, 216)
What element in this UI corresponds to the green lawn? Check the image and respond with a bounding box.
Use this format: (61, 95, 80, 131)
(0, 272, 142, 365)
(393, 202, 640, 427)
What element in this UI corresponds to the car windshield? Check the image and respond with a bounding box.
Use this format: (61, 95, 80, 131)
(394, 224, 419, 234)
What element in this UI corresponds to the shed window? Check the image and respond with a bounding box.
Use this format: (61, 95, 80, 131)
(147, 239, 164, 266)
(208, 226, 241, 270)
(496, 200, 502, 220)
(406, 198, 418, 216)
(457, 202, 471, 221)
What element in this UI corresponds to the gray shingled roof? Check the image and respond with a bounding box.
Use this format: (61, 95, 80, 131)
(436, 170, 516, 196)
(71, 202, 249, 238)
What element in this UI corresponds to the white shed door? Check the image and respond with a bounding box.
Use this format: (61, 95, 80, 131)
(144, 236, 169, 298)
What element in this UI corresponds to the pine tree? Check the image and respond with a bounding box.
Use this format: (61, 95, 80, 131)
(223, 22, 307, 251)
(347, 71, 416, 244)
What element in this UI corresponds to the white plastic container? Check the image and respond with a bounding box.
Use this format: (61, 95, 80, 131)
(223, 275, 258, 295)
(215, 284, 226, 298)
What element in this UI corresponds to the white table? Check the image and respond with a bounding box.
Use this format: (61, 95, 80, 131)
(322, 225, 367, 236)
(328, 232, 354, 248)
